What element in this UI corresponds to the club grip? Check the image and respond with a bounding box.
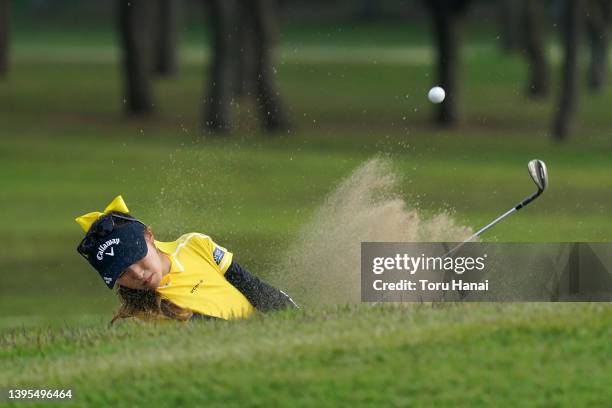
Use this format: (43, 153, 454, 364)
(515, 190, 542, 210)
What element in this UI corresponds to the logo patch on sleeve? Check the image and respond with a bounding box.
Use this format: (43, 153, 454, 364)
(213, 247, 225, 265)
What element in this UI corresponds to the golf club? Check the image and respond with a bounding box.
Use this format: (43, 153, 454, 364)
(371, 159, 548, 305)
(443, 159, 548, 258)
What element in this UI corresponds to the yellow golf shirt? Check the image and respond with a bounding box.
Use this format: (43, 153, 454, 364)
(152, 233, 255, 320)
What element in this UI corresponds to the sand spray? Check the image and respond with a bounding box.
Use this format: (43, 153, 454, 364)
(270, 157, 473, 307)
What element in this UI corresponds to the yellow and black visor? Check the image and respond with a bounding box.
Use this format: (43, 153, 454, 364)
(75, 196, 148, 289)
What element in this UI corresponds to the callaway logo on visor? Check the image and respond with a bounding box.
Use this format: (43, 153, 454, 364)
(96, 238, 120, 260)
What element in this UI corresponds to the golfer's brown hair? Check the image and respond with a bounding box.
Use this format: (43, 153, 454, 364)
(109, 285, 194, 325)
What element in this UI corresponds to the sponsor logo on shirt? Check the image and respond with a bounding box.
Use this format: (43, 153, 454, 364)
(213, 246, 225, 265)
(191, 279, 204, 294)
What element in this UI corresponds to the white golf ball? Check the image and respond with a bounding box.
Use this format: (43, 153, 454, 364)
(428, 86, 446, 104)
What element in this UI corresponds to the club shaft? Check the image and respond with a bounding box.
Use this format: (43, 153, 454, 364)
(444, 189, 542, 257)
(443, 207, 516, 257)
(471, 207, 517, 239)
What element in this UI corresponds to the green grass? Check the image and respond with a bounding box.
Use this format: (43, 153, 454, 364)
(1, 23, 612, 405)
(2, 304, 611, 406)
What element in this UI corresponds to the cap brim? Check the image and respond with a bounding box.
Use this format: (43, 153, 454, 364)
(86, 222, 148, 289)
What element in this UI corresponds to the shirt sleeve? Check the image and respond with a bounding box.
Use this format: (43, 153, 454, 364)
(195, 234, 234, 275)
(224, 261, 300, 312)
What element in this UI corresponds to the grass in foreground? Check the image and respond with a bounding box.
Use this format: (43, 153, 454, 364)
(1, 303, 611, 406)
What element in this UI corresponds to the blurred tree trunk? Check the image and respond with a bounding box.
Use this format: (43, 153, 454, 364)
(425, 0, 470, 126)
(204, 0, 235, 132)
(553, 0, 584, 141)
(204, 0, 289, 133)
(0, 0, 8, 77)
(499, 0, 520, 52)
(243, 0, 289, 132)
(118, 0, 154, 115)
(521, 0, 549, 97)
(586, 0, 612, 91)
(233, 4, 253, 97)
(360, 0, 383, 22)
(153, 0, 180, 76)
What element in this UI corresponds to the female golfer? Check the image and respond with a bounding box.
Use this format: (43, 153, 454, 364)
(75, 195, 298, 324)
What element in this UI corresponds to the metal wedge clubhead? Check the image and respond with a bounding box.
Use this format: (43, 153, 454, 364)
(528, 159, 548, 192)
